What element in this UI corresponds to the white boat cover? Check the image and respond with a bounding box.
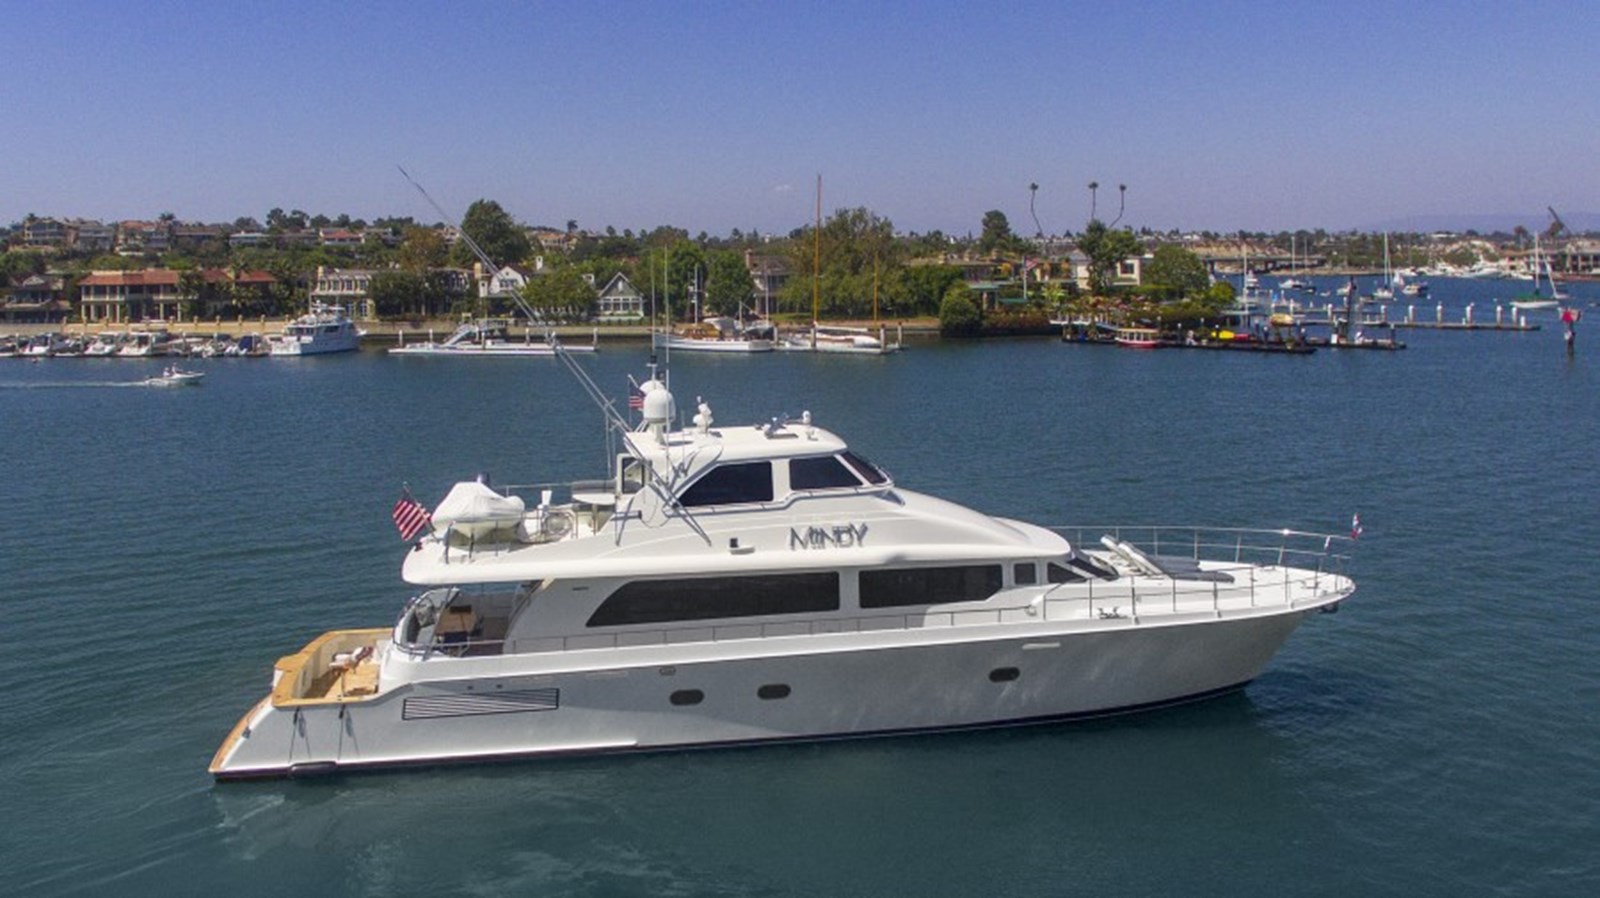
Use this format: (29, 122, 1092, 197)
(431, 481, 526, 534)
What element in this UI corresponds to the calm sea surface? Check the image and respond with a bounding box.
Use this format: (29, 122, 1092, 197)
(3, 277, 1597, 896)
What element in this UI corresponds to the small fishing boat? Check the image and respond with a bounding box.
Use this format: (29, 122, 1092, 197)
(142, 366, 205, 387)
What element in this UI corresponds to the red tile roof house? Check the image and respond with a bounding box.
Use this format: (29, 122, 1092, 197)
(78, 269, 278, 323)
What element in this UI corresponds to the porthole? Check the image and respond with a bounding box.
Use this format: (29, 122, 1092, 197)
(669, 689, 704, 706)
(989, 667, 1020, 683)
(757, 684, 791, 700)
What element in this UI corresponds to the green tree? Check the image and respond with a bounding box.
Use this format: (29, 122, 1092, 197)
(455, 199, 531, 268)
(0, 250, 47, 285)
(978, 210, 1015, 256)
(1143, 244, 1210, 299)
(397, 226, 447, 273)
(902, 264, 964, 316)
(521, 269, 596, 322)
(369, 270, 430, 318)
(1076, 220, 1144, 295)
(655, 240, 707, 320)
(778, 207, 903, 319)
(704, 249, 754, 316)
(177, 269, 208, 320)
(938, 282, 982, 337)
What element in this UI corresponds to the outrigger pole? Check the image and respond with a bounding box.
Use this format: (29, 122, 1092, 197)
(396, 165, 542, 325)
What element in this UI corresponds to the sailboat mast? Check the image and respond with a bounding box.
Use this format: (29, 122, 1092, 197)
(873, 255, 880, 325)
(813, 173, 821, 348)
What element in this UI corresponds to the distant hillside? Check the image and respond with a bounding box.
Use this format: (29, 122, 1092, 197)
(1363, 212, 1600, 235)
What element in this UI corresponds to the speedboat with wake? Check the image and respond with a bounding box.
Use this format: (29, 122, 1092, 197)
(142, 366, 205, 387)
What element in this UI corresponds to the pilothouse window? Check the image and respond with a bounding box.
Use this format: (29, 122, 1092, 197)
(679, 462, 773, 507)
(790, 455, 864, 490)
(839, 450, 889, 485)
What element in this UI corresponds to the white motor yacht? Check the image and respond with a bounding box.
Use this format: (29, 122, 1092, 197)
(211, 368, 1355, 779)
(268, 303, 363, 356)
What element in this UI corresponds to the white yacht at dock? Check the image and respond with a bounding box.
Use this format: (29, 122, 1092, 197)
(211, 364, 1355, 779)
(268, 303, 363, 356)
(778, 323, 902, 354)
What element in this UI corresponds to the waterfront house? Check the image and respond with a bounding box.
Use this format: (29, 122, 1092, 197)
(477, 263, 539, 304)
(79, 269, 183, 322)
(2, 274, 71, 323)
(79, 268, 281, 323)
(743, 250, 790, 316)
(594, 272, 646, 323)
(311, 267, 376, 319)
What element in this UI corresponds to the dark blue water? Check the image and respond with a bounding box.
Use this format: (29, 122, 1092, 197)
(3, 278, 1597, 896)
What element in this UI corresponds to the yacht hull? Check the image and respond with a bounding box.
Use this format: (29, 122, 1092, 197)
(211, 605, 1319, 779)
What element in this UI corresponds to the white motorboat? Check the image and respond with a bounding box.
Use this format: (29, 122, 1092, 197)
(654, 317, 774, 353)
(268, 303, 363, 356)
(85, 332, 126, 357)
(22, 332, 70, 357)
(390, 319, 597, 357)
(210, 366, 1355, 779)
(142, 366, 205, 387)
(117, 328, 172, 357)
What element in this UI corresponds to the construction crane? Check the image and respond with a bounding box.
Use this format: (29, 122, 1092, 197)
(1545, 206, 1568, 241)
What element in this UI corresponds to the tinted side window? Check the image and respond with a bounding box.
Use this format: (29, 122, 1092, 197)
(587, 573, 840, 626)
(859, 565, 1003, 608)
(679, 462, 773, 507)
(790, 456, 863, 490)
(1047, 563, 1085, 583)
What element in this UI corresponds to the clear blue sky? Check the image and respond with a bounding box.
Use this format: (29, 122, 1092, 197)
(3, 0, 1594, 236)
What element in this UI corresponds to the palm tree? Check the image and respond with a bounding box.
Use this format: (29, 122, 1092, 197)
(1029, 182, 1041, 238)
(1088, 182, 1099, 222)
(1110, 184, 1127, 228)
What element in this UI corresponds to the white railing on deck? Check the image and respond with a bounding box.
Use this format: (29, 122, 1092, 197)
(406, 525, 1355, 658)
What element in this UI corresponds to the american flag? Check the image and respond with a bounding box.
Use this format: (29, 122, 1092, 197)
(628, 384, 645, 410)
(392, 489, 432, 541)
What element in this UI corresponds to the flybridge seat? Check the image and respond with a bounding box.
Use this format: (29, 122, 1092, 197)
(1101, 535, 1235, 583)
